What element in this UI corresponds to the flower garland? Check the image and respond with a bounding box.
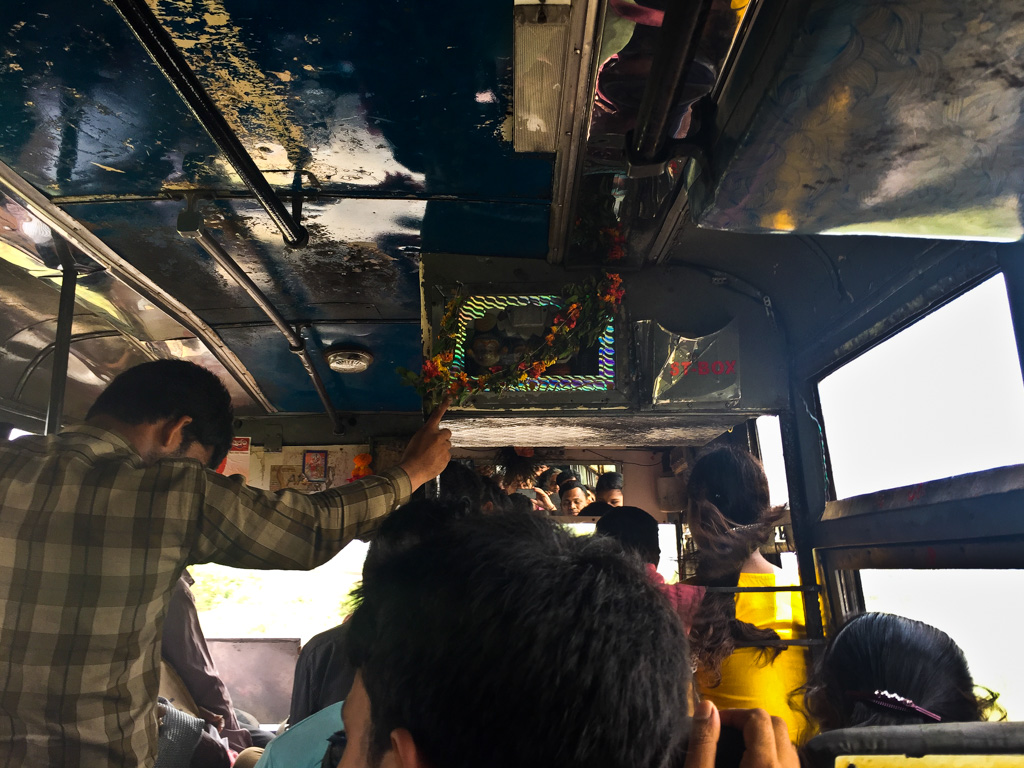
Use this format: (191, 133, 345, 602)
(347, 452, 373, 483)
(400, 273, 625, 407)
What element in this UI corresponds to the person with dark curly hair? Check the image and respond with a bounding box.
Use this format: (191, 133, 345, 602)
(803, 612, 1001, 731)
(342, 511, 692, 768)
(686, 446, 812, 744)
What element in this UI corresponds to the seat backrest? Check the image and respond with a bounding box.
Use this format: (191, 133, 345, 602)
(802, 722, 1024, 768)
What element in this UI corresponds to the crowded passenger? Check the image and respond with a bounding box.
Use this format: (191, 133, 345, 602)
(0, 360, 451, 767)
(804, 612, 1001, 731)
(287, 459, 494, 731)
(498, 447, 558, 513)
(595, 505, 705, 634)
(163, 569, 273, 752)
(595, 470, 625, 506)
(340, 510, 693, 768)
(246, 498, 483, 768)
(686, 446, 812, 744)
(580, 499, 615, 517)
(558, 480, 589, 515)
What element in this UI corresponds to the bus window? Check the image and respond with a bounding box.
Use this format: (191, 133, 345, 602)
(818, 274, 1024, 500)
(755, 414, 789, 509)
(860, 569, 1023, 720)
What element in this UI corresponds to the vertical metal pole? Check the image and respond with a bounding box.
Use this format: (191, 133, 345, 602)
(778, 385, 829, 646)
(45, 242, 78, 435)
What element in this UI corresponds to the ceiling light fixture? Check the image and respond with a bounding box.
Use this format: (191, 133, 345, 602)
(325, 347, 374, 374)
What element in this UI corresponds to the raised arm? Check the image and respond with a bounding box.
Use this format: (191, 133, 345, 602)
(191, 402, 452, 570)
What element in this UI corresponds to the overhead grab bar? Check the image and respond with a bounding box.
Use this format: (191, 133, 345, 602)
(44, 240, 79, 435)
(109, 0, 309, 247)
(177, 204, 343, 435)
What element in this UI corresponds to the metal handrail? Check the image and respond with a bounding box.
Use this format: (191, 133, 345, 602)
(109, 0, 308, 247)
(177, 207, 343, 434)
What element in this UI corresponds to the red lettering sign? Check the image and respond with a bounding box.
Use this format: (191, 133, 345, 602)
(668, 361, 737, 377)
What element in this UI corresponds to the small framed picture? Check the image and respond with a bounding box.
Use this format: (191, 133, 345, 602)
(302, 450, 328, 482)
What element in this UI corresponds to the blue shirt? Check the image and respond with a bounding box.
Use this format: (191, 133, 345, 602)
(255, 702, 344, 768)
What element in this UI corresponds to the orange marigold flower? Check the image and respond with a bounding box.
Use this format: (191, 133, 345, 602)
(422, 359, 441, 380)
(439, 350, 454, 363)
(544, 334, 556, 346)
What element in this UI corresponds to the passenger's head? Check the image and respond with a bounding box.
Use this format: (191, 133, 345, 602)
(85, 360, 233, 468)
(686, 446, 784, 683)
(537, 467, 560, 493)
(556, 470, 579, 489)
(344, 513, 691, 768)
(595, 471, 624, 506)
(581, 500, 615, 518)
(596, 506, 660, 566)
(805, 612, 996, 731)
(686, 445, 777, 561)
(438, 461, 485, 514)
(508, 492, 535, 516)
(480, 475, 512, 514)
(559, 481, 588, 515)
(362, 499, 475, 581)
(497, 447, 535, 493)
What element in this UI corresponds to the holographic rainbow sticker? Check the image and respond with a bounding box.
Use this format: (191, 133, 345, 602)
(451, 295, 615, 392)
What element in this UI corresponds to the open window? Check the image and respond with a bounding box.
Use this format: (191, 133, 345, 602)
(813, 274, 1024, 720)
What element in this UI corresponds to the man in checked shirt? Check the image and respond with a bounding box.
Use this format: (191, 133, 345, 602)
(0, 359, 452, 767)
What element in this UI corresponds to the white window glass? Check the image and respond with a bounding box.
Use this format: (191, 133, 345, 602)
(861, 569, 1024, 720)
(818, 275, 1024, 499)
(756, 414, 789, 508)
(191, 539, 370, 643)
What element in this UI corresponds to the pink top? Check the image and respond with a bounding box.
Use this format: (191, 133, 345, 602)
(646, 564, 705, 635)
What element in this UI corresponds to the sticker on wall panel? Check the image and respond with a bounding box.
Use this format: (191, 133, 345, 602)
(648, 319, 740, 405)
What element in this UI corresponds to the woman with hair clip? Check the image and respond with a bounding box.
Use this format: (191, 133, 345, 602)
(804, 612, 1001, 731)
(686, 445, 812, 744)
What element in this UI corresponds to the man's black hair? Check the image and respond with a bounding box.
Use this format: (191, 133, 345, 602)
(438, 460, 485, 515)
(480, 475, 511, 513)
(580, 500, 615, 518)
(507, 492, 534, 516)
(595, 471, 624, 493)
(556, 470, 579, 490)
(362, 498, 475, 581)
(86, 360, 233, 469)
(596, 506, 661, 566)
(348, 512, 690, 768)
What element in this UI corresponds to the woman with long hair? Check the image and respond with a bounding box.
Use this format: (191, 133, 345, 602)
(686, 445, 812, 743)
(804, 612, 1001, 731)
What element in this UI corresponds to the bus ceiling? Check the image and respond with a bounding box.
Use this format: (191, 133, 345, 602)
(0, 0, 1021, 440)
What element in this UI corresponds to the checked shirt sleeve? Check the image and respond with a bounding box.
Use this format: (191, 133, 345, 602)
(190, 467, 412, 570)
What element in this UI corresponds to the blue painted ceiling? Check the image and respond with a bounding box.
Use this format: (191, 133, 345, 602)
(0, 0, 555, 417)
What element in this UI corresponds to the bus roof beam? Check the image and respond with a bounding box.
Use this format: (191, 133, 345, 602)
(177, 207, 344, 435)
(110, 0, 309, 248)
